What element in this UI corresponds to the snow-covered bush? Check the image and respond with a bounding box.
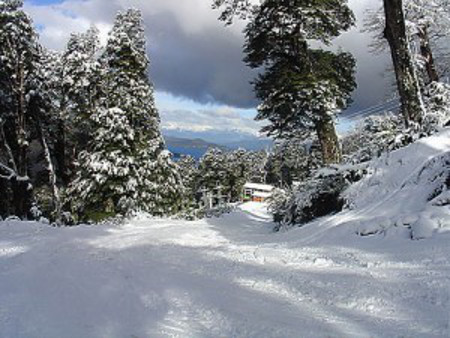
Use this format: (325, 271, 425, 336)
(422, 82, 450, 133)
(270, 165, 366, 231)
(267, 188, 290, 225)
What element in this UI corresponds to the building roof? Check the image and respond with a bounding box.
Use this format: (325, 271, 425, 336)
(253, 191, 272, 198)
(243, 183, 274, 192)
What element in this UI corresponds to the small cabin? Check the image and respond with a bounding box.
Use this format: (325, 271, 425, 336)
(242, 183, 274, 203)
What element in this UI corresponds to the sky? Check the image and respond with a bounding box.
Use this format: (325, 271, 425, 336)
(24, 0, 393, 140)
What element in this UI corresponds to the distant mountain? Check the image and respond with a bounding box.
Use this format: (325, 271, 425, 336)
(164, 136, 227, 160)
(221, 138, 273, 151)
(163, 129, 272, 152)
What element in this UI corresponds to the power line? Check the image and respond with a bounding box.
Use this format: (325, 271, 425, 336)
(343, 99, 400, 120)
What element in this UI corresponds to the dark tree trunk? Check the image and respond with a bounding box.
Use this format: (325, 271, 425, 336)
(11, 178, 31, 219)
(5, 62, 33, 218)
(0, 179, 11, 217)
(417, 26, 439, 85)
(1, 108, 31, 219)
(383, 0, 425, 125)
(54, 119, 69, 185)
(315, 116, 342, 165)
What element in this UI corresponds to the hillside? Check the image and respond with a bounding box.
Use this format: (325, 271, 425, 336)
(0, 130, 449, 337)
(164, 136, 227, 159)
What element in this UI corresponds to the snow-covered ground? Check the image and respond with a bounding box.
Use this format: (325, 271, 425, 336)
(1, 129, 449, 338)
(0, 201, 449, 337)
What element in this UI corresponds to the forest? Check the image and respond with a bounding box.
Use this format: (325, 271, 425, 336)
(1, 0, 449, 228)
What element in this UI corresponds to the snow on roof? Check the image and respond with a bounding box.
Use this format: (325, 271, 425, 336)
(243, 183, 274, 191)
(253, 191, 272, 198)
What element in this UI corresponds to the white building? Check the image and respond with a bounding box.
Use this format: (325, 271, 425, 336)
(242, 183, 274, 203)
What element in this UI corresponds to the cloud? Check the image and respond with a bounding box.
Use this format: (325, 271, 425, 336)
(24, 0, 394, 115)
(25, 0, 257, 108)
(160, 106, 264, 135)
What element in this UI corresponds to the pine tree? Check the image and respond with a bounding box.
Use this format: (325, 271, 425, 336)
(247, 150, 268, 184)
(70, 107, 139, 220)
(215, 0, 357, 164)
(197, 148, 227, 192)
(225, 149, 250, 201)
(178, 155, 198, 206)
(266, 134, 322, 187)
(0, 0, 40, 218)
(70, 9, 184, 220)
(62, 26, 102, 183)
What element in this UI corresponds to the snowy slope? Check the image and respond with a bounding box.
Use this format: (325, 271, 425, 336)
(343, 127, 450, 239)
(1, 130, 450, 338)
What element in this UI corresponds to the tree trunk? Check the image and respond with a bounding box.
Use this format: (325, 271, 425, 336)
(315, 116, 342, 165)
(38, 123, 62, 220)
(383, 0, 425, 126)
(54, 118, 69, 185)
(11, 178, 31, 219)
(417, 26, 439, 85)
(4, 61, 33, 219)
(0, 179, 11, 217)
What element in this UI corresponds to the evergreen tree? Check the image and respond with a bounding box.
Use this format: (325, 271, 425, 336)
(178, 155, 198, 206)
(225, 149, 251, 201)
(62, 26, 103, 182)
(0, 0, 40, 218)
(247, 150, 268, 184)
(215, 0, 357, 164)
(266, 134, 322, 187)
(70, 9, 184, 219)
(70, 107, 140, 220)
(197, 148, 227, 192)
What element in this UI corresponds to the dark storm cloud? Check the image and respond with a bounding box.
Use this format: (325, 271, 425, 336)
(25, 0, 393, 113)
(145, 10, 258, 108)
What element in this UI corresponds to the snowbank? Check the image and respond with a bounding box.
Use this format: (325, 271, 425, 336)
(343, 128, 450, 239)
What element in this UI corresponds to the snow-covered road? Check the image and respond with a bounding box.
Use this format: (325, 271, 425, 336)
(0, 203, 449, 337)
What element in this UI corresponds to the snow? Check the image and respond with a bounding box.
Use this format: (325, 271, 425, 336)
(1, 130, 449, 337)
(252, 191, 272, 198)
(343, 128, 450, 239)
(243, 183, 274, 191)
(0, 201, 449, 337)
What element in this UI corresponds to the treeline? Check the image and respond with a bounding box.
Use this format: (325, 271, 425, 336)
(178, 141, 321, 212)
(1, 0, 449, 227)
(0, 1, 186, 223)
(0, 0, 308, 223)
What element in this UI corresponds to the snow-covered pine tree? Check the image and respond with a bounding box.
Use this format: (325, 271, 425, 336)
(246, 150, 268, 184)
(177, 155, 198, 207)
(62, 26, 103, 183)
(0, 0, 40, 218)
(225, 149, 251, 201)
(197, 148, 227, 193)
(266, 134, 322, 187)
(70, 107, 139, 220)
(70, 9, 184, 220)
(215, 0, 357, 165)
